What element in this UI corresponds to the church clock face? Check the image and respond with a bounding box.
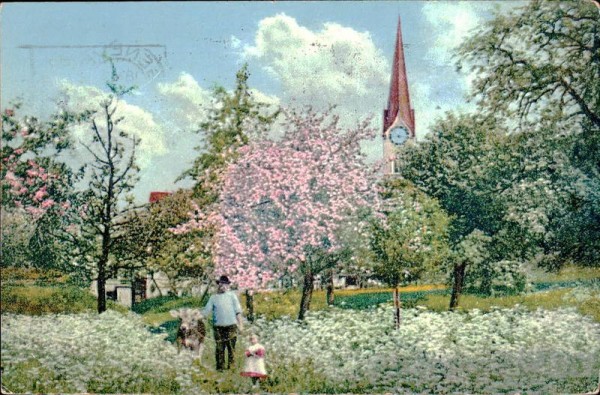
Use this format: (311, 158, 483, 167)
(390, 126, 409, 146)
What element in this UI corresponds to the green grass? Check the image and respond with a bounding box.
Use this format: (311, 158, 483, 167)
(420, 287, 600, 321)
(334, 286, 447, 310)
(0, 285, 128, 315)
(237, 284, 445, 320)
(245, 288, 328, 320)
(0, 267, 70, 286)
(132, 294, 207, 314)
(527, 265, 600, 282)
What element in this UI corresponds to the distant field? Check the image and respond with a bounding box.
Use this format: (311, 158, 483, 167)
(1, 265, 598, 323)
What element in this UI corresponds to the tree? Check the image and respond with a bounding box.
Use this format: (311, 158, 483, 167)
(176, 64, 280, 316)
(396, 114, 528, 309)
(398, 109, 598, 307)
(493, 127, 600, 270)
(66, 69, 140, 313)
(179, 108, 381, 320)
(398, 115, 506, 239)
(370, 178, 451, 327)
(1, 104, 81, 271)
(328, 207, 375, 304)
(2, 66, 147, 313)
(457, 0, 600, 269)
(0, 209, 34, 268)
(458, 0, 599, 132)
(116, 189, 213, 299)
(447, 230, 491, 309)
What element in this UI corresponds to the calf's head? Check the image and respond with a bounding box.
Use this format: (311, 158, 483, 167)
(170, 308, 203, 333)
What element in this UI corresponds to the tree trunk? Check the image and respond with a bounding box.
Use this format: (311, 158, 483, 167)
(245, 289, 255, 323)
(326, 269, 335, 306)
(298, 267, 314, 320)
(98, 218, 111, 313)
(97, 257, 107, 313)
(449, 262, 466, 311)
(393, 286, 401, 330)
(130, 272, 136, 308)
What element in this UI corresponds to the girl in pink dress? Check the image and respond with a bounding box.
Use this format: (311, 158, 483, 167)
(241, 333, 268, 386)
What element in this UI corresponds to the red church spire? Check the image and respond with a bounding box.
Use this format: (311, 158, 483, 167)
(383, 17, 415, 137)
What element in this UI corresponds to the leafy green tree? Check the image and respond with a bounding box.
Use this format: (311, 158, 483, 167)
(370, 178, 451, 327)
(0, 209, 34, 268)
(447, 230, 491, 309)
(328, 207, 376, 304)
(398, 114, 505, 238)
(114, 189, 213, 298)
(493, 127, 600, 270)
(180, 64, 280, 205)
(396, 114, 533, 308)
(398, 112, 594, 307)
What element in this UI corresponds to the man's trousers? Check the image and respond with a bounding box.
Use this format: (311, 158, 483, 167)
(213, 325, 238, 370)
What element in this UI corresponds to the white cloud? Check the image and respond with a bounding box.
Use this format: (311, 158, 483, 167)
(156, 72, 213, 130)
(411, 81, 476, 139)
(244, 13, 388, 131)
(58, 81, 167, 168)
(247, 88, 281, 109)
(414, 2, 510, 137)
(230, 35, 242, 50)
(156, 72, 281, 132)
(422, 2, 486, 65)
(420, 2, 526, 97)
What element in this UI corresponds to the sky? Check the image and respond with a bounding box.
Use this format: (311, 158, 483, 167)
(1, 1, 524, 203)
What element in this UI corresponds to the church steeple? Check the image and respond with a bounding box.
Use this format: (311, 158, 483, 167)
(384, 17, 414, 136)
(383, 17, 415, 174)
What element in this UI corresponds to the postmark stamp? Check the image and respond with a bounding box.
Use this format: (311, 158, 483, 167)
(19, 42, 167, 89)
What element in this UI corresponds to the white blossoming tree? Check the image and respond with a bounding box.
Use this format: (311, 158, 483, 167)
(457, 0, 600, 269)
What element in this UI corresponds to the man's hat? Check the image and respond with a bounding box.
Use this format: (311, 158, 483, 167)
(216, 275, 231, 285)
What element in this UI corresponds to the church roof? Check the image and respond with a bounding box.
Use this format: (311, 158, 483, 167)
(383, 17, 415, 137)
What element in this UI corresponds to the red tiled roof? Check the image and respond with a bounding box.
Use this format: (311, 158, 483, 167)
(149, 191, 172, 203)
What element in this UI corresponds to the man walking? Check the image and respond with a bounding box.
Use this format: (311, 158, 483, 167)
(201, 275, 244, 371)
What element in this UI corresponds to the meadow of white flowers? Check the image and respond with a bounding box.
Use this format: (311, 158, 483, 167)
(1, 311, 200, 394)
(2, 305, 599, 393)
(255, 305, 600, 394)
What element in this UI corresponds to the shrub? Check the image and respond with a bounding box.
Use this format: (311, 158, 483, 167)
(0, 267, 71, 286)
(465, 259, 529, 296)
(0, 267, 42, 283)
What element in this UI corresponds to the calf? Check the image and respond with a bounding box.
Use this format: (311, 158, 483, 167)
(170, 308, 206, 360)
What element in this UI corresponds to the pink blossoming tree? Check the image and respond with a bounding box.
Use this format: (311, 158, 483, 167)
(177, 108, 382, 320)
(1, 104, 81, 270)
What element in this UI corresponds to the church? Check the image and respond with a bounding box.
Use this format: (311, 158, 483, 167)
(382, 18, 415, 175)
